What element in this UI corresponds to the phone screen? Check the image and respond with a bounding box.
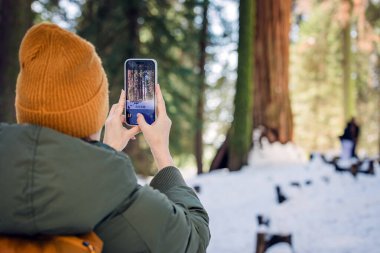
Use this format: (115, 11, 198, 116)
(125, 59, 156, 125)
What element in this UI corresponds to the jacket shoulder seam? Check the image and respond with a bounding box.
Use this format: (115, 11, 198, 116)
(30, 126, 42, 233)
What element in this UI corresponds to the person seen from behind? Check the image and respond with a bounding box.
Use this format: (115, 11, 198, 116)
(0, 23, 210, 253)
(339, 117, 360, 159)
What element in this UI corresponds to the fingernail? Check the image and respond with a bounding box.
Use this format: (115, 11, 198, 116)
(137, 113, 141, 117)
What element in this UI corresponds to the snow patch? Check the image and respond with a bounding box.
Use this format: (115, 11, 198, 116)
(187, 142, 380, 253)
(248, 138, 308, 167)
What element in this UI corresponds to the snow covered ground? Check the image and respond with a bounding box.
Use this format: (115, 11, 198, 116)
(186, 141, 380, 253)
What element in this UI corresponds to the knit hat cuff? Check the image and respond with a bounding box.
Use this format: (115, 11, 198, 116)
(16, 74, 109, 138)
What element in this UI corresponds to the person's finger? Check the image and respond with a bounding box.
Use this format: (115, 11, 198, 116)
(156, 84, 167, 117)
(121, 115, 126, 123)
(115, 89, 126, 115)
(137, 113, 149, 131)
(109, 104, 118, 116)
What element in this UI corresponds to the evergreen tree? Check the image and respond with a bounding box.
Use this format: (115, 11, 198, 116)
(292, 0, 380, 155)
(291, 0, 344, 152)
(228, 0, 254, 171)
(76, 0, 207, 174)
(195, 0, 209, 174)
(0, 0, 34, 123)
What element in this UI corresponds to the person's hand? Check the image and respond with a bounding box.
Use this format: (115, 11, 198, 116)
(103, 90, 140, 151)
(137, 84, 174, 170)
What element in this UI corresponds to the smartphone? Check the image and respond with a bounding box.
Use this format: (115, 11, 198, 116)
(124, 58, 157, 126)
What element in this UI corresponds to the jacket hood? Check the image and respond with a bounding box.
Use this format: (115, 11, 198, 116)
(0, 123, 137, 235)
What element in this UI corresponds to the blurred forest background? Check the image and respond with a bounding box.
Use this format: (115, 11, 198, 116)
(0, 0, 379, 175)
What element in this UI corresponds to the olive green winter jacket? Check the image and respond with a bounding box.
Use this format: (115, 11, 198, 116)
(0, 123, 210, 253)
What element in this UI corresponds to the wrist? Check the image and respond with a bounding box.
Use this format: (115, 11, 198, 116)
(151, 147, 174, 170)
(103, 139, 120, 151)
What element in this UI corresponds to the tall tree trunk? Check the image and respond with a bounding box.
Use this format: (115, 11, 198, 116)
(125, 0, 140, 59)
(253, 0, 293, 144)
(0, 0, 34, 122)
(377, 53, 380, 156)
(209, 0, 255, 172)
(378, 88, 380, 156)
(209, 131, 230, 171)
(342, 0, 356, 121)
(228, 0, 255, 171)
(195, 0, 209, 175)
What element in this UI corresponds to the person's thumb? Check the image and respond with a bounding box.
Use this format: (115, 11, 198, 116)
(137, 113, 149, 131)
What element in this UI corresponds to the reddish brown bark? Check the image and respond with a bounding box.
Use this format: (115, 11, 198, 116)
(253, 0, 293, 144)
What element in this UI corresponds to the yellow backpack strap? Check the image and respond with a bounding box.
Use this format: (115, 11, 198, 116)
(0, 232, 103, 253)
(77, 232, 103, 253)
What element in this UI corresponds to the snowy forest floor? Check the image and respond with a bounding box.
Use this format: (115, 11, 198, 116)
(186, 142, 380, 253)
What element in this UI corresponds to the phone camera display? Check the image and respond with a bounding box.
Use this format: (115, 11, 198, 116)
(126, 60, 155, 125)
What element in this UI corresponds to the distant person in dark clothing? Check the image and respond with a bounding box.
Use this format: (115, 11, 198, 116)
(340, 117, 360, 158)
(348, 118, 360, 157)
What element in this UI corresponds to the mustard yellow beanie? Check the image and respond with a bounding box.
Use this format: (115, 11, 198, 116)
(15, 23, 109, 138)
